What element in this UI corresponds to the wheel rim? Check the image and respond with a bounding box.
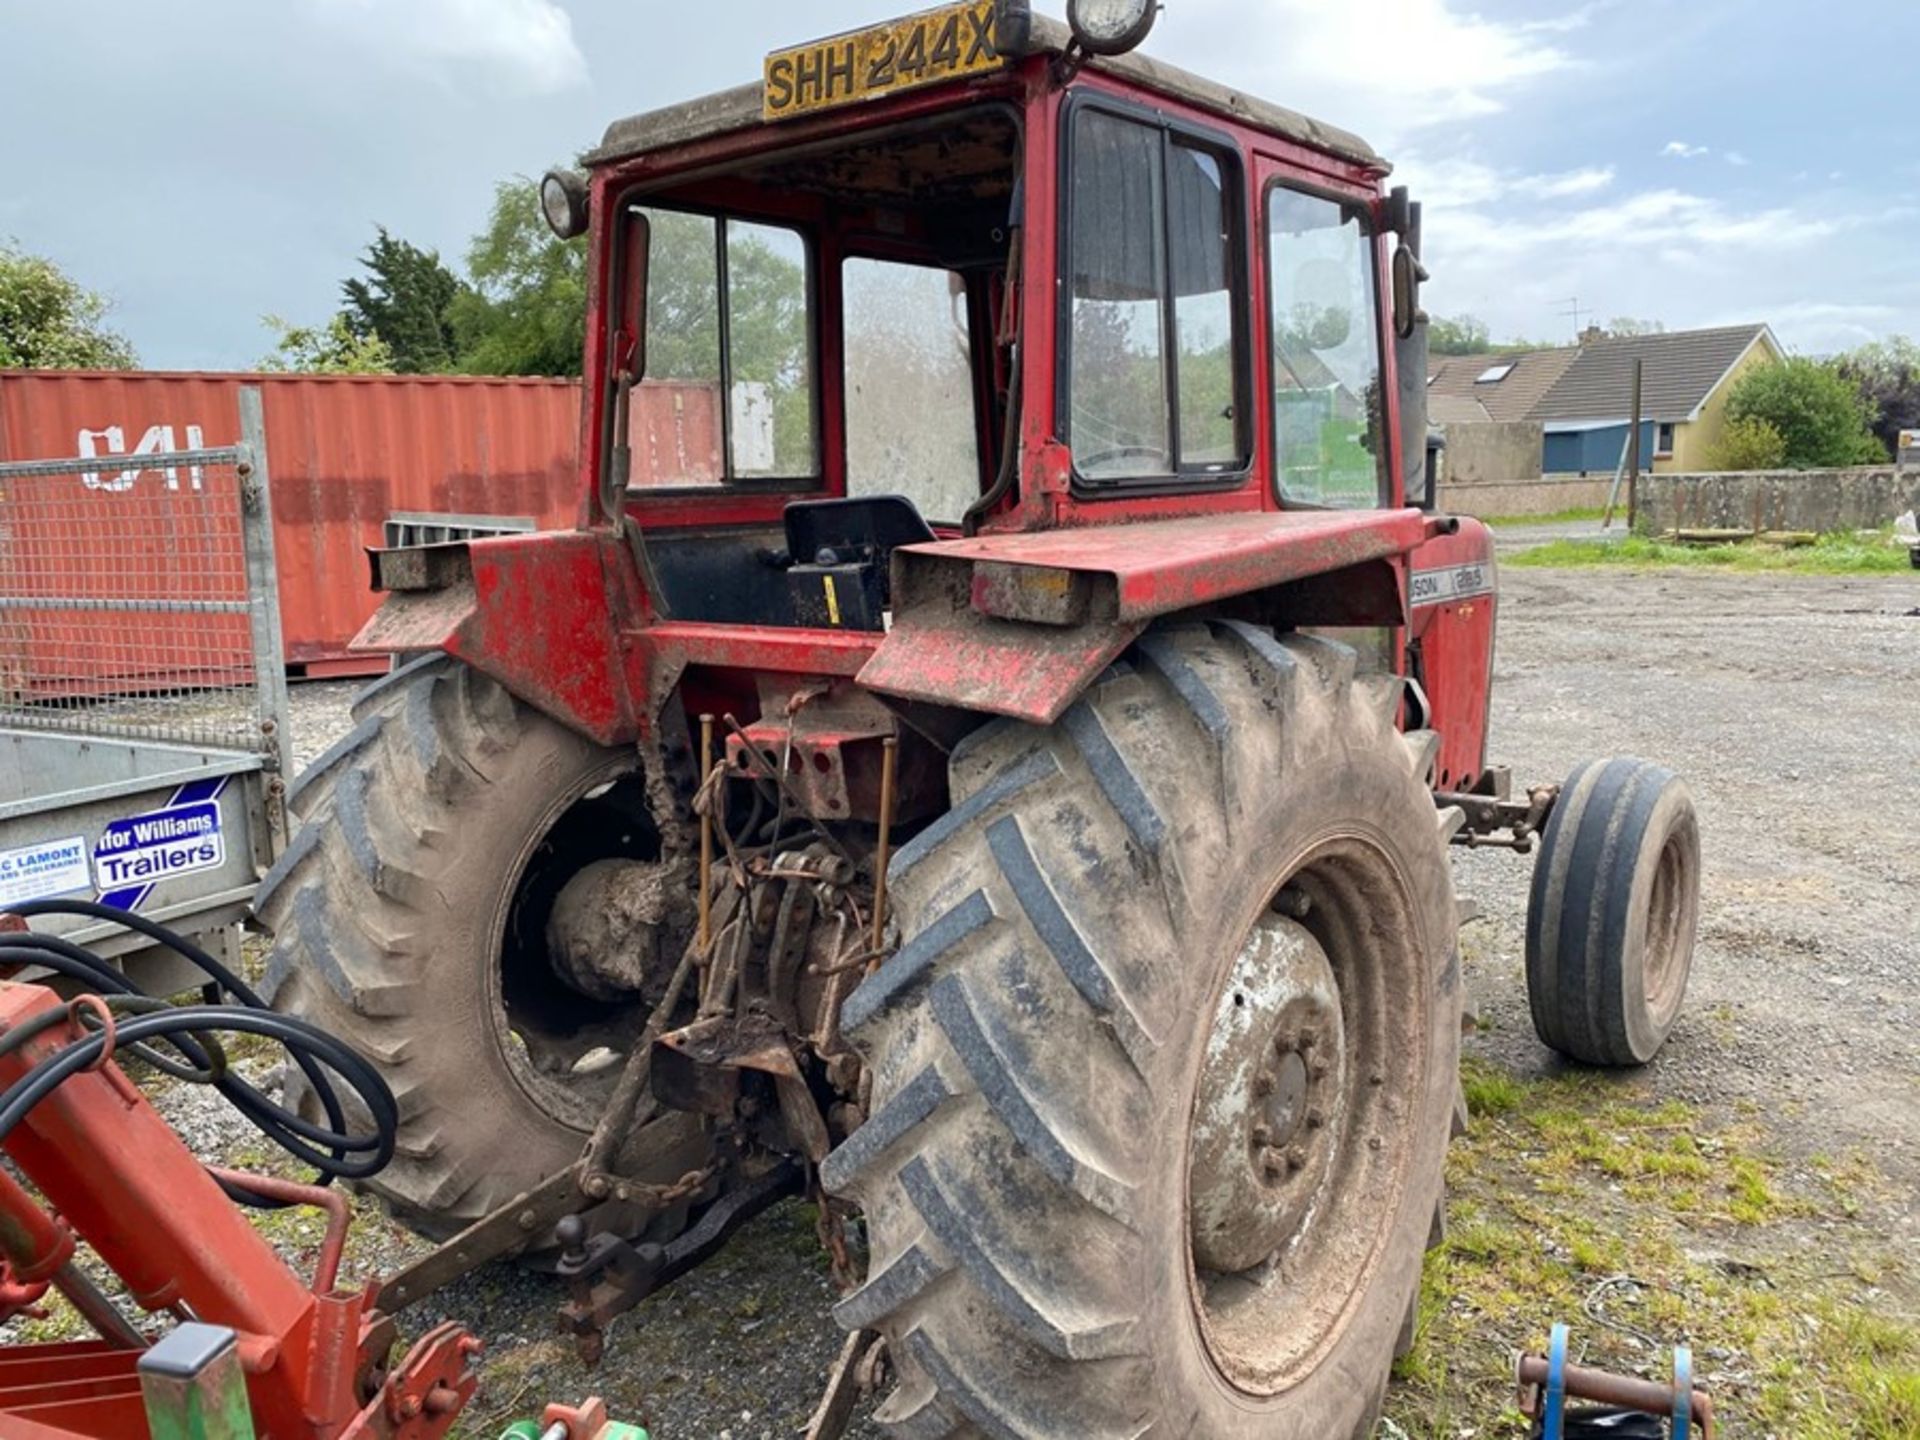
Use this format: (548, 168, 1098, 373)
(1185, 839, 1428, 1396)
(1641, 828, 1692, 1028)
(487, 764, 662, 1132)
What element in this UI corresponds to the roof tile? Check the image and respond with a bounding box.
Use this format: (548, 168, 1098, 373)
(1529, 325, 1773, 424)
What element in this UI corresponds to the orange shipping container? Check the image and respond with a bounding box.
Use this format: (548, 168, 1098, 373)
(0, 371, 585, 676)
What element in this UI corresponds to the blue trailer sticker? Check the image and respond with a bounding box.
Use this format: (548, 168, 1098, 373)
(95, 776, 230, 911)
(0, 835, 92, 907)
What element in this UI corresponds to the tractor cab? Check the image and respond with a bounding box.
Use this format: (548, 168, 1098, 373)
(527, 0, 1442, 668)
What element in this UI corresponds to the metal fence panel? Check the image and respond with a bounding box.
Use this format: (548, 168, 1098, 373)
(0, 399, 287, 771)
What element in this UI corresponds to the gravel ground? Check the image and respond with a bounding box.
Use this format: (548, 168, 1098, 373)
(1454, 565, 1920, 1190)
(36, 562, 1920, 1435)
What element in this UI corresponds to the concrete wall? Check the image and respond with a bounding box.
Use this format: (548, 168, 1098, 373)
(1657, 333, 1784, 473)
(1438, 420, 1541, 483)
(1438, 474, 1615, 519)
(1637, 467, 1920, 535)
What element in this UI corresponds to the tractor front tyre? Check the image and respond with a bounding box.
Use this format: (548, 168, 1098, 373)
(1526, 757, 1701, 1066)
(824, 624, 1463, 1439)
(256, 655, 708, 1241)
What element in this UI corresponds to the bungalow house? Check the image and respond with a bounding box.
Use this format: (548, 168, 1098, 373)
(1530, 324, 1783, 474)
(1426, 345, 1578, 425)
(1428, 323, 1784, 478)
(1423, 347, 1577, 484)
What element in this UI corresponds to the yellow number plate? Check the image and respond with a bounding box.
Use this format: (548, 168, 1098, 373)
(764, 1, 1008, 122)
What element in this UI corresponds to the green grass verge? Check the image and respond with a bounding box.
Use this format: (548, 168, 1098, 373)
(1480, 506, 1609, 528)
(1509, 529, 1915, 574)
(1385, 1058, 1919, 1438)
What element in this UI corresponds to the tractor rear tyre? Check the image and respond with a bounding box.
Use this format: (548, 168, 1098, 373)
(1526, 757, 1701, 1066)
(257, 655, 708, 1240)
(824, 624, 1463, 1439)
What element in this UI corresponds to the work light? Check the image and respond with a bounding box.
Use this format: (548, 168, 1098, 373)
(1068, 0, 1159, 55)
(540, 169, 590, 240)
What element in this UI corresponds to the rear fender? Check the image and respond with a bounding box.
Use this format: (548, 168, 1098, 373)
(351, 529, 643, 745)
(1406, 518, 1497, 790)
(860, 508, 1435, 724)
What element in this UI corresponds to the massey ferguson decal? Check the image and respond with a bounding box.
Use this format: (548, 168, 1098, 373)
(1409, 561, 1494, 609)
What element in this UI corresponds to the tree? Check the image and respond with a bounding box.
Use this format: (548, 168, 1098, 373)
(451, 178, 587, 377)
(1722, 356, 1886, 468)
(1833, 336, 1920, 458)
(0, 242, 136, 368)
(1427, 313, 1490, 355)
(257, 314, 395, 374)
(340, 229, 467, 373)
(1605, 317, 1665, 337)
(1706, 414, 1787, 471)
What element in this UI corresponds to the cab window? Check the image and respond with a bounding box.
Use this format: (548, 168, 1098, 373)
(842, 257, 982, 524)
(1267, 187, 1385, 508)
(629, 208, 816, 488)
(1066, 107, 1246, 484)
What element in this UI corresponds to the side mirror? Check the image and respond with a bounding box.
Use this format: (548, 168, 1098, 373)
(1391, 243, 1426, 341)
(615, 210, 651, 385)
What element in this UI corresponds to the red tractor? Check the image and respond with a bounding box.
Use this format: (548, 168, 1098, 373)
(261, 2, 1703, 1433)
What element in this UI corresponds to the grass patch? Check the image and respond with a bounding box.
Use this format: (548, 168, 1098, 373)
(1481, 506, 1609, 527)
(1510, 528, 1914, 574)
(1460, 1055, 1528, 1118)
(1385, 1058, 1918, 1438)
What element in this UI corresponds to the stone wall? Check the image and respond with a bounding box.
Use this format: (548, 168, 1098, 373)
(1439, 420, 1543, 485)
(1636, 467, 1920, 535)
(1438, 474, 1614, 519)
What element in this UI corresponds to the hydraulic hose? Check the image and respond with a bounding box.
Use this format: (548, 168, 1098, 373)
(0, 901, 396, 1194)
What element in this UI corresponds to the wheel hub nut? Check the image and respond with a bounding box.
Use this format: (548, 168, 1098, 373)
(1188, 914, 1347, 1275)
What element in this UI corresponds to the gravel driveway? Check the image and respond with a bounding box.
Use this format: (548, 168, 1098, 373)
(251, 563, 1920, 1434)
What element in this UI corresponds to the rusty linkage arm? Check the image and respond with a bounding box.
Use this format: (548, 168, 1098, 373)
(1436, 775, 1560, 854)
(554, 1159, 805, 1365)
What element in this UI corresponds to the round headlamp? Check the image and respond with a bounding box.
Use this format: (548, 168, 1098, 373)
(1067, 0, 1159, 56)
(540, 169, 590, 240)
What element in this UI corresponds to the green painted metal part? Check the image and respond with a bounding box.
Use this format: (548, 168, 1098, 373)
(136, 1324, 256, 1440)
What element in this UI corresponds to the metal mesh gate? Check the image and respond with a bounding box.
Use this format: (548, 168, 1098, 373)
(0, 390, 289, 766)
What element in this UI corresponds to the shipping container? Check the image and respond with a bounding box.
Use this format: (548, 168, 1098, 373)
(0, 370, 585, 677)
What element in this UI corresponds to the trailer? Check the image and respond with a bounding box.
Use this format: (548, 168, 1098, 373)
(0, 387, 289, 991)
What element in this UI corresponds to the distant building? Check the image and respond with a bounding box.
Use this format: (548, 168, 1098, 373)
(1427, 323, 1785, 477)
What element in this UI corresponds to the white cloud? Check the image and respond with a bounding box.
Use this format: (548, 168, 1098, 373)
(306, 0, 588, 95)
(1179, 0, 1578, 136)
(1661, 140, 1709, 159)
(1534, 165, 1617, 198)
(1415, 174, 1894, 352)
(1397, 155, 1614, 208)
(1736, 301, 1896, 353)
(1725, 150, 1751, 167)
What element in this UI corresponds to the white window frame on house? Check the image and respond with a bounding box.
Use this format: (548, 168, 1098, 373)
(1655, 421, 1675, 459)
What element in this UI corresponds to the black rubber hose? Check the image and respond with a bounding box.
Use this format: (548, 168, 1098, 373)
(9, 897, 258, 1004)
(0, 1008, 397, 1178)
(0, 905, 385, 1192)
(3, 898, 352, 1160)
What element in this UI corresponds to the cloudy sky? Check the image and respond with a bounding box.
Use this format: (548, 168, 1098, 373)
(3, 0, 1914, 369)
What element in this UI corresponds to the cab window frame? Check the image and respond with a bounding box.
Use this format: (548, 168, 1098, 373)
(610, 195, 825, 496)
(1055, 90, 1254, 497)
(1260, 175, 1392, 511)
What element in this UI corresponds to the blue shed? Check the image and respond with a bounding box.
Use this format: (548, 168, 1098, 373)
(1542, 419, 1657, 475)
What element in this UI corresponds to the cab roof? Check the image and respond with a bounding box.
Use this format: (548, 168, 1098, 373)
(586, 15, 1383, 173)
